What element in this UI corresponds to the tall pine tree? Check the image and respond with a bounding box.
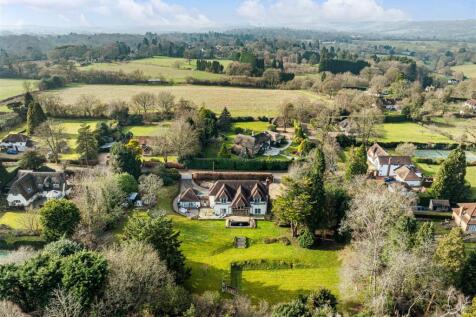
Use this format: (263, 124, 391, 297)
(76, 124, 98, 164)
(431, 147, 469, 203)
(306, 147, 326, 231)
(217, 107, 232, 132)
(345, 145, 368, 180)
(26, 101, 46, 135)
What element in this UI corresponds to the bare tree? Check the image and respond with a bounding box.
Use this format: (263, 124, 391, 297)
(278, 101, 294, 132)
(44, 288, 83, 317)
(169, 119, 200, 160)
(395, 143, 417, 156)
(138, 174, 163, 206)
(76, 94, 102, 117)
(0, 301, 26, 317)
(131, 92, 157, 114)
(157, 91, 175, 116)
(35, 120, 67, 163)
(151, 133, 174, 163)
(17, 208, 40, 234)
(349, 107, 383, 145)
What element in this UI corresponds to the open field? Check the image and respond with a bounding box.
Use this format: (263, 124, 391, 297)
(452, 64, 476, 78)
(428, 117, 476, 143)
(47, 84, 328, 117)
(80, 56, 233, 83)
(377, 122, 454, 143)
(0, 79, 38, 101)
(129, 185, 341, 304)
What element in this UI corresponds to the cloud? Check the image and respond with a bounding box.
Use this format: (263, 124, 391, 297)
(236, 0, 408, 26)
(0, 0, 214, 28)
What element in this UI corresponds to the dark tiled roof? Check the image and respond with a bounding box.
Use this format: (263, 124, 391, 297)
(209, 180, 268, 206)
(8, 171, 66, 200)
(377, 156, 412, 166)
(179, 188, 200, 202)
(430, 199, 450, 207)
(2, 133, 30, 143)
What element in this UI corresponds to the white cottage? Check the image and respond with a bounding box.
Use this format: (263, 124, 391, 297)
(394, 165, 423, 187)
(178, 180, 269, 217)
(7, 171, 69, 207)
(0, 133, 33, 152)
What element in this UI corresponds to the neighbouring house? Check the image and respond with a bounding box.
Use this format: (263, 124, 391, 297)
(0, 133, 33, 152)
(367, 143, 389, 166)
(232, 132, 280, 157)
(429, 199, 450, 212)
(178, 180, 270, 217)
(178, 188, 201, 209)
(374, 156, 413, 177)
(394, 165, 423, 187)
(448, 79, 460, 85)
(452, 203, 476, 233)
(7, 170, 70, 207)
(465, 99, 476, 112)
(136, 136, 153, 156)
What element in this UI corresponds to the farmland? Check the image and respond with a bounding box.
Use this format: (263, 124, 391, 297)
(48, 84, 326, 117)
(0, 79, 39, 101)
(80, 56, 233, 83)
(148, 186, 342, 304)
(452, 63, 476, 78)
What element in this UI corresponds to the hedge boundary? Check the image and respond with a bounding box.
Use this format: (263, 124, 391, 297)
(185, 158, 291, 171)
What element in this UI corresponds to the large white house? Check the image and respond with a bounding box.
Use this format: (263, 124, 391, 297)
(178, 180, 269, 217)
(7, 171, 70, 207)
(0, 133, 33, 152)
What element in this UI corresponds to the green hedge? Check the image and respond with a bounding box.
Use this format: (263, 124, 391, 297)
(384, 114, 408, 123)
(0, 237, 46, 250)
(185, 158, 292, 171)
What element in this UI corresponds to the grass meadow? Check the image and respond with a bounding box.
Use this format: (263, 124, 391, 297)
(376, 122, 455, 143)
(149, 185, 342, 304)
(80, 56, 233, 83)
(48, 84, 326, 117)
(452, 64, 476, 78)
(0, 79, 39, 101)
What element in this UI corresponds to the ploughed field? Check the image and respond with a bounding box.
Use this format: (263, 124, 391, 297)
(47, 84, 326, 117)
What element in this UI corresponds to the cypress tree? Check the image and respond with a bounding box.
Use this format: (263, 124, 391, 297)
(306, 147, 326, 231)
(24, 91, 34, 106)
(217, 107, 232, 132)
(431, 148, 469, 203)
(345, 145, 368, 180)
(26, 101, 46, 135)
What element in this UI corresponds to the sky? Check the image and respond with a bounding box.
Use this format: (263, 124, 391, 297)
(0, 0, 475, 32)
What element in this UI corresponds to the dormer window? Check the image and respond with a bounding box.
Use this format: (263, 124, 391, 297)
(254, 197, 260, 203)
(220, 197, 227, 203)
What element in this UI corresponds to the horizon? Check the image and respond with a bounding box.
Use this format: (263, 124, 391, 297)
(1, 0, 475, 34)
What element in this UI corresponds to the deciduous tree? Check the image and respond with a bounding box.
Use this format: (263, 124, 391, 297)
(39, 199, 81, 242)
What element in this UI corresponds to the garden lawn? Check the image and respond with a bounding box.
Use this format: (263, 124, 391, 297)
(0, 211, 39, 230)
(451, 64, 476, 78)
(169, 215, 341, 304)
(47, 84, 327, 117)
(140, 185, 342, 304)
(0, 79, 39, 101)
(377, 122, 454, 143)
(80, 56, 233, 83)
(124, 122, 171, 137)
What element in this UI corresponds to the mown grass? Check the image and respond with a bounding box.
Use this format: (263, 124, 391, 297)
(0, 79, 39, 101)
(376, 122, 454, 143)
(137, 185, 342, 304)
(451, 64, 476, 78)
(80, 56, 233, 83)
(48, 84, 327, 117)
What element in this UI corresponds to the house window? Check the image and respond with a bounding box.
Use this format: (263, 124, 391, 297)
(254, 197, 260, 203)
(255, 208, 261, 214)
(221, 208, 227, 214)
(220, 197, 227, 203)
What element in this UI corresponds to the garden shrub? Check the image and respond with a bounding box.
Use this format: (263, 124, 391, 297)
(298, 229, 315, 249)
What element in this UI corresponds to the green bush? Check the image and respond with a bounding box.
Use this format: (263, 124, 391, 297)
(39, 199, 81, 242)
(298, 229, 315, 249)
